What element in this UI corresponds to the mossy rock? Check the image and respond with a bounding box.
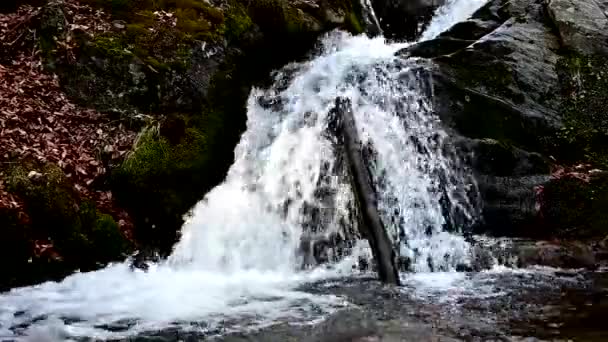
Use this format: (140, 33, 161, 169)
(111, 120, 219, 253)
(6, 162, 131, 270)
(541, 173, 608, 238)
(552, 51, 608, 168)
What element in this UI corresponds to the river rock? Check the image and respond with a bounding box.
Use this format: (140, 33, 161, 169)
(473, 237, 602, 269)
(516, 240, 598, 269)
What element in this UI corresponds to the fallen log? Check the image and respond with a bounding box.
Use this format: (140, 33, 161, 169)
(332, 97, 401, 285)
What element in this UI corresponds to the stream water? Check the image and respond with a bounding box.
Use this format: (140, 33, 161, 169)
(1, 0, 607, 341)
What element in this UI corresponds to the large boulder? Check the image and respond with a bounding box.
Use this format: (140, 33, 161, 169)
(399, 0, 608, 237)
(547, 0, 608, 56)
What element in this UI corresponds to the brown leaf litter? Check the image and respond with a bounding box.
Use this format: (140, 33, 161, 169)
(0, 1, 137, 235)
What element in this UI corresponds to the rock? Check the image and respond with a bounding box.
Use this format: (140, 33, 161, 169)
(395, 0, 576, 235)
(516, 240, 598, 269)
(397, 0, 608, 240)
(547, 0, 608, 56)
(473, 237, 600, 269)
(538, 171, 608, 238)
(39, 0, 68, 68)
(371, 0, 445, 40)
(112, 20, 126, 30)
(456, 138, 551, 236)
(27, 170, 43, 180)
(461, 138, 550, 178)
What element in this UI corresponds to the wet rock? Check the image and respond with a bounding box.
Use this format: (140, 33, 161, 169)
(395, 0, 608, 236)
(400, 0, 510, 56)
(473, 236, 607, 269)
(547, 0, 608, 56)
(129, 249, 161, 272)
(372, 0, 445, 40)
(538, 171, 608, 238)
(429, 0, 563, 147)
(473, 175, 548, 237)
(462, 138, 550, 178)
(516, 240, 598, 269)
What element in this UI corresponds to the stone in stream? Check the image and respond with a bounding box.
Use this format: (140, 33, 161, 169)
(331, 97, 401, 286)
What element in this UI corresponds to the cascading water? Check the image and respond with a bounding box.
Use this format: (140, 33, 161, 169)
(0, 0, 486, 340)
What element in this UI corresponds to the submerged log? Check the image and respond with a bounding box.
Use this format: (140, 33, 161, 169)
(332, 98, 401, 285)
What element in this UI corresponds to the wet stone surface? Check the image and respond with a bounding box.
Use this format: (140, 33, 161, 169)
(122, 269, 608, 342)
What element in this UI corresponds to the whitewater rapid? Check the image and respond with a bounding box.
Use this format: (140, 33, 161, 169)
(0, 0, 487, 339)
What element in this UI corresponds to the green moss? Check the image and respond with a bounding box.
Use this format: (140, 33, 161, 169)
(91, 35, 132, 60)
(119, 126, 172, 183)
(6, 163, 130, 267)
(224, 2, 253, 42)
(8, 163, 81, 240)
(111, 117, 220, 251)
(90, 213, 130, 260)
(553, 52, 608, 168)
(345, 11, 363, 34)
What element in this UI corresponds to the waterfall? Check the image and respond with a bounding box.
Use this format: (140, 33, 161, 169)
(0, 0, 487, 340)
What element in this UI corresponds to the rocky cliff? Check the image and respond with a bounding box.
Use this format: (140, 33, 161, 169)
(397, 0, 608, 263)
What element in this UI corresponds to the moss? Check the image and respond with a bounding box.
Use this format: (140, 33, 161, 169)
(245, 0, 309, 36)
(6, 162, 130, 269)
(8, 163, 82, 243)
(345, 11, 363, 34)
(119, 126, 172, 184)
(553, 51, 608, 168)
(90, 212, 131, 261)
(91, 35, 132, 60)
(111, 118, 219, 252)
(224, 2, 254, 42)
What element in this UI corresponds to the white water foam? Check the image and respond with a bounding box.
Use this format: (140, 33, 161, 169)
(421, 0, 488, 41)
(0, 1, 487, 339)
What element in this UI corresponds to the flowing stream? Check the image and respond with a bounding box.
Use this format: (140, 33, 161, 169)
(4, 0, 585, 340)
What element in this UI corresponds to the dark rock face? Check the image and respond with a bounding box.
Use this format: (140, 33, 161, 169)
(547, 0, 608, 56)
(396, 0, 608, 238)
(372, 0, 444, 40)
(539, 171, 608, 238)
